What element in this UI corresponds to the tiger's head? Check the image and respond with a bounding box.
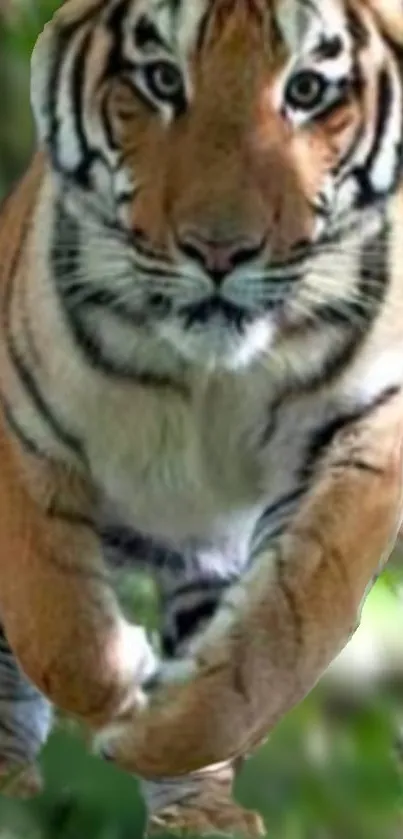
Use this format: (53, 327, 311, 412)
(31, 0, 403, 370)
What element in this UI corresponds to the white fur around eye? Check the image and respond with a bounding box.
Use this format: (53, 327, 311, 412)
(276, 0, 311, 51)
(276, 0, 346, 52)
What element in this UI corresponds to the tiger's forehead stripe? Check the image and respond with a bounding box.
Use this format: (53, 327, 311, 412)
(42, 0, 351, 71)
(147, 0, 268, 54)
(141, 0, 349, 62)
(189, 0, 277, 55)
(277, 0, 346, 42)
(144, 0, 204, 54)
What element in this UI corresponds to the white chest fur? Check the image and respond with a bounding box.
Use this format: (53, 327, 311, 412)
(86, 372, 269, 542)
(83, 367, 351, 547)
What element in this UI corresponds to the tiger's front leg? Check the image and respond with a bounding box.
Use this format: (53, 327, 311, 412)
(100, 386, 403, 777)
(140, 556, 264, 837)
(0, 427, 158, 741)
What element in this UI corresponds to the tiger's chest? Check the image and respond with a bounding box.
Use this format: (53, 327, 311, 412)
(86, 374, 341, 545)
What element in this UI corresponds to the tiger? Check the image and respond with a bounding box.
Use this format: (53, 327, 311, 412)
(1, 0, 403, 835)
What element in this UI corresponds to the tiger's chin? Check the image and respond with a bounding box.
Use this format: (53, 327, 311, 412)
(158, 314, 275, 371)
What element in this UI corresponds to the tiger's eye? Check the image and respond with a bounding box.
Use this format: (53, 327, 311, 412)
(286, 70, 326, 110)
(146, 61, 183, 100)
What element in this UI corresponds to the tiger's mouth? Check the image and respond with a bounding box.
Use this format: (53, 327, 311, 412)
(179, 297, 254, 330)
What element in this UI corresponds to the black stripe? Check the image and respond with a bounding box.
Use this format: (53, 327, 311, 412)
(314, 35, 343, 61)
(364, 70, 392, 181)
(334, 50, 365, 176)
(305, 224, 388, 331)
(346, 7, 369, 48)
(335, 119, 365, 176)
(59, 276, 145, 324)
(0, 716, 30, 742)
(300, 385, 400, 481)
(260, 394, 285, 446)
(250, 488, 306, 560)
(52, 203, 189, 393)
(256, 521, 288, 543)
(257, 487, 306, 529)
(0, 189, 85, 463)
(47, 0, 109, 151)
(70, 28, 94, 189)
(160, 634, 176, 658)
(114, 71, 161, 115)
(104, 0, 131, 78)
(47, 4, 113, 184)
(47, 506, 95, 528)
(135, 14, 170, 50)
(288, 221, 389, 397)
(4, 283, 85, 462)
(352, 64, 402, 205)
(0, 626, 15, 661)
(115, 190, 136, 206)
(330, 457, 385, 474)
(100, 91, 119, 152)
(195, 6, 214, 54)
(65, 33, 112, 187)
(0, 395, 53, 461)
(301, 411, 364, 481)
(165, 577, 235, 600)
(305, 333, 364, 393)
(170, 597, 220, 649)
(101, 525, 185, 571)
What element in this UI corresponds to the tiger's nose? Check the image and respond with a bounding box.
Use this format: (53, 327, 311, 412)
(177, 230, 264, 285)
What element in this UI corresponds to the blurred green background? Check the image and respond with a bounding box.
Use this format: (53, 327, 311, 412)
(1, 3, 403, 837)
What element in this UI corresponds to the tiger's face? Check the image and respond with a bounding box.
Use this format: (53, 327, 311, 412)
(32, 0, 403, 368)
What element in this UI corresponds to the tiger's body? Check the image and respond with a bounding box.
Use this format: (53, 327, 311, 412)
(2, 0, 403, 834)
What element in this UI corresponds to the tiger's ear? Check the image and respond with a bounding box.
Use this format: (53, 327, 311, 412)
(361, 0, 403, 44)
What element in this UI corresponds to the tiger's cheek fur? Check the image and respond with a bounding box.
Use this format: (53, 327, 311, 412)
(113, 86, 172, 247)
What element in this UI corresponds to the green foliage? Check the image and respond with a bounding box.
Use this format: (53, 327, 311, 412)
(2, 0, 62, 62)
(0, 0, 60, 197)
(3, 0, 59, 55)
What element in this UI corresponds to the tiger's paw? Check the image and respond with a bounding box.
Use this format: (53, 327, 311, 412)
(146, 799, 266, 837)
(0, 760, 43, 798)
(94, 656, 198, 771)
